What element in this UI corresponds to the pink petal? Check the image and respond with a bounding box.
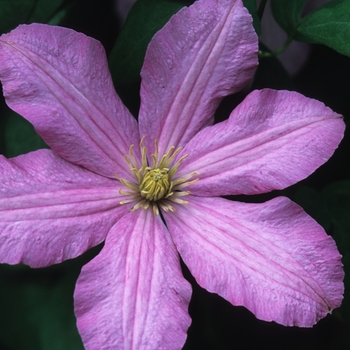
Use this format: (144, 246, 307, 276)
(0, 24, 140, 179)
(139, 0, 258, 155)
(164, 196, 344, 327)
(0, 150, 129, 267)
(178, 89, 345, 196)
(75, 209, 192, 350)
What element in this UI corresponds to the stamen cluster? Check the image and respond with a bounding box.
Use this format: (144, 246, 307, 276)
(115, 137, 199, 215)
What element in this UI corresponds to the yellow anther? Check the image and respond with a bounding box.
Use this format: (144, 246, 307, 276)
(115, 137, 199, 215)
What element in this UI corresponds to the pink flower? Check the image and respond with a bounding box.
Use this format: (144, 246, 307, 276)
(0, 0, 345, 349)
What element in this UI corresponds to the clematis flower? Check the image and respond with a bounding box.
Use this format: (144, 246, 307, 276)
(0, 0, 345, 349)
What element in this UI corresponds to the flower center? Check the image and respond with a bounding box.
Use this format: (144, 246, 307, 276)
(115, 137, 199, 215)
(140, 168, 170, 201)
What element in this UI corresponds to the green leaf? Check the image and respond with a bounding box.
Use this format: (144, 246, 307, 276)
(293, 181, 350, 324)
(0, 0, 35, 33)
(253, 44, 294, 90)
(0, 246, 101, 350)
(297, 0, 350, 57)
(0, 264, 84, 350)
(270, 0, 309, 35)
(28, 0, 66, 23)
(323, 181, 350, 251)
(108, 0, 193, 116)
(0, 0, 66, 34)
(4, 109, 48, 158)
(323, 181, 350, 324)
(293, 186, 332, 231)
(242, 0, 261, 35)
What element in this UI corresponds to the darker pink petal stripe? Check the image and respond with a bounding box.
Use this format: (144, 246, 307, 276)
(179, 89, 345, 195)
(75, 209, 191, 350)
(0, 24, 140, 179)
(139, 0, 258, 155)
(0, 150, 128, 267)
(0, 0, 345, 348)
(164, 196, 343, 327)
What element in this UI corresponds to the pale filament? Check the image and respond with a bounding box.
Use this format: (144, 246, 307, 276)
(115, 137, 199, 215)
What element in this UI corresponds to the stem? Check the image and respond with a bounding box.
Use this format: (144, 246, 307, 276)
(259, 34, 294, 58)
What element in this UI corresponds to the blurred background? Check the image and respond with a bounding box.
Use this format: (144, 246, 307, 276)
(0, 0, 349, 349)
